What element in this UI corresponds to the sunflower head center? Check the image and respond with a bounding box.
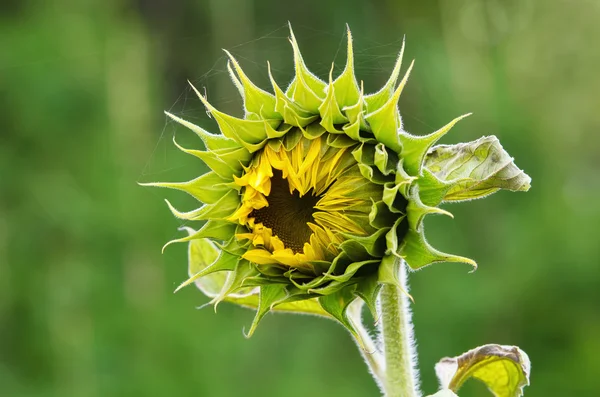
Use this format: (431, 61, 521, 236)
(249, 170, 321, 253)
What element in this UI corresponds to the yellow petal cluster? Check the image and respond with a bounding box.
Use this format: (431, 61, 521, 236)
(229, 132, 375, 272)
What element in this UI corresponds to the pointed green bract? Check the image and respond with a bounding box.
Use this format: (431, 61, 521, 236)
(224, 50, 280, 120)
(268, 62, 318, 127)
(183, 236, 333, 320)
(318, 286, 365, 348)
(364, 60, 414, 153)
(165, 111, 240, 151)
(171, 138, 240, 179)
(398, 113, 471, 176)
(246, 284, 290, 337)
(190, 82, 279, 150)
(161, 221, 237, 253)
(364, 36, 405, 112)
(180, 235, 238, 294)
(400, 227, 476, 270)
(164, 189, 239, 221)
(319, 66, 349, 132)
(288, 23, 327, 99)
(145, 25, 530, 340)
(139, 171, 231, 204)
(354, 274, 382, 320)
(332, 27, 360, 109)
(415, 168, 453, 207)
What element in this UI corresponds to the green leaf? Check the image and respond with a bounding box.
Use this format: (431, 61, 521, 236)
(435, 344, 531, 397)
(424, 136, 531, 202)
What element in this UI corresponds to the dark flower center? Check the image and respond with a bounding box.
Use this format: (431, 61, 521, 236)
(249, 170, 321, 253)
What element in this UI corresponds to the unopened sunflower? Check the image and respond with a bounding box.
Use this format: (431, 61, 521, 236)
(144, 26, 530, 339)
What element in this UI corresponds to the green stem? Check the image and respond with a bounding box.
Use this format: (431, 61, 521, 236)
(347, 300, 385, 390)
(380, 261, 419, 397)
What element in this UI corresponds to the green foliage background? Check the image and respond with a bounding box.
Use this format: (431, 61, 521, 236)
(1, 0, 598, 396)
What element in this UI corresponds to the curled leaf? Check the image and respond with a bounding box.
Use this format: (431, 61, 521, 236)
(434, 344, 531, 397)
(424, 136, 531, 202)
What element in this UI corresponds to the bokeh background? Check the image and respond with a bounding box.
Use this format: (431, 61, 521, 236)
(2, 0, 599, 396)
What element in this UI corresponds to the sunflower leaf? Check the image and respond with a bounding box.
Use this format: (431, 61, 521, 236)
(435, 344, 531, 397)
(424, 136, 531, 202)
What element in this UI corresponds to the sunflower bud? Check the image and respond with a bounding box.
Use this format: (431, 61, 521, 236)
(143, 24, 530, 339)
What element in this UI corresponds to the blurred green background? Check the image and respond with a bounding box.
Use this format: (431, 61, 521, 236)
(1, 0, 599, 396)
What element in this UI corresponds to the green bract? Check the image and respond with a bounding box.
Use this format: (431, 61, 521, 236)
(143, 24, 530, 340)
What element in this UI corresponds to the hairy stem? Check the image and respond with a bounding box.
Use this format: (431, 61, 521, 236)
(348, 300, 386, 391)
(380, 261, 420, 397)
